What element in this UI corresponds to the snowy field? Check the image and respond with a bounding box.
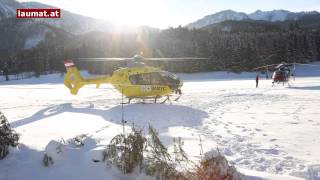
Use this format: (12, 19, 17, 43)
(1, 63, 320, 180)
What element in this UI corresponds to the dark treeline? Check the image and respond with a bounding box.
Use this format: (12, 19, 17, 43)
(1, 19, 320, 75)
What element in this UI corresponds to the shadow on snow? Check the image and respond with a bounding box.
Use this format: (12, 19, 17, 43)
(11, 103, 209, 132)
(288, 86, 320, 90)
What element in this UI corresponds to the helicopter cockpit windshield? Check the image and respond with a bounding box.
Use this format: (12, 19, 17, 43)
(129, 72, 165, 85)
(160, 71, 179, 80)
(129, 71, 181, 90)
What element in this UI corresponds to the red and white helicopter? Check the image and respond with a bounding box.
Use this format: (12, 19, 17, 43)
(254, 62, 320, 86)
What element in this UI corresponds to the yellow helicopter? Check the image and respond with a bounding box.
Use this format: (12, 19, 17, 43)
(63, 55, 208, 103)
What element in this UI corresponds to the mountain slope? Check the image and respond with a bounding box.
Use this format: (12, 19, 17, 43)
(248, 10, 291, 21)
(0, 0, 23, 19)
(0, 0, 114, 53)
(202, 20, 283, 32)
(187, 10, 249, 29)
(0, 0, 114, 34)
(0, 18, 73, 54)
(21, 1, 114, 34)
(203, 12, 320, 33)
(187, 9, 320, 29)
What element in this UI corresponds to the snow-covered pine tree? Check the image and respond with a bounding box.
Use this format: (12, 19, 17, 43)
(144, 125, 177, 179)
(0, 111, 19, 159)
(103, 126, 146, 174)
(173, 137, 188, 164)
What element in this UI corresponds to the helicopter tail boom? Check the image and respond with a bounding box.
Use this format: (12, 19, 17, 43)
(63, 59, 111, 95)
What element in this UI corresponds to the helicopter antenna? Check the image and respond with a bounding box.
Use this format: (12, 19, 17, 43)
(266, 65, 269, 79)
(121, 88, 126, 135)
(293, 62, 296, 81)
(121, 87, 127, 174)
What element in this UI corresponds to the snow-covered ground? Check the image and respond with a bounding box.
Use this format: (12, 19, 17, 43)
(0, 63, 320, 180)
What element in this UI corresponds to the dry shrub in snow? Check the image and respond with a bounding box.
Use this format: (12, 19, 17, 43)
(144, 125, 179, 179)
(103, 126, 146, 174)
(195, 150, 243, 180)
(0, 111, 19, 159)
(103, 125, 243, 180)
(41, 123, 242, 180)
(103, 125, 188, 179)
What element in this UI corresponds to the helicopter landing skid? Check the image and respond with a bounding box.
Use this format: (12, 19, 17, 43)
(121, 98, 132, 104)
(121, 96, 177, 104)
(160, 96, 172, 104)
(173, 94, 182, 101)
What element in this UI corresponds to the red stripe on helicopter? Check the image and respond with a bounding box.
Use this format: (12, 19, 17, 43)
(64, 59, 75, 68)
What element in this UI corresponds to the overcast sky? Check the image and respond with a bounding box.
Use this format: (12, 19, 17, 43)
(17, 0, 320, 28)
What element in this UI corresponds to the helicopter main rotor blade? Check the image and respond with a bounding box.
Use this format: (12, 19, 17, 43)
(252, 64, 280, 71)
(293, 63, 320, 67)
(253, 62, 320, 71)
(143, 57, 209, 61)
(75, 57, 209, 62)
(76, 58, 132, 62)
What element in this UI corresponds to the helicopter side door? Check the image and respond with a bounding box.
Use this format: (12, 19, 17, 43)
(273, 70, 287, 82)
(128, 72, 170, 96)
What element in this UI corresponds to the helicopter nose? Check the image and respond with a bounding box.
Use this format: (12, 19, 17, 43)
(173, 79, 183, 95)
(178, 79, 183, 88)
(168, 78, 182, 92)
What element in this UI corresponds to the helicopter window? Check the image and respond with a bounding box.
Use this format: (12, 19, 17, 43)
(129, 72, 165, 85)
(129, 74, 143, 85)
(160, 71, 179, 80)
(159, 71, 180, 85)
(150, 73, 165, 85)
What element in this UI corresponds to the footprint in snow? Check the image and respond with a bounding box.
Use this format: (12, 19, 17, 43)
(283, 156, 293, 160)
(264, 149, 280, 155)
(287, 122, 299, 125)
(223, 148, 233, 156)
(253, 157, 265, 163)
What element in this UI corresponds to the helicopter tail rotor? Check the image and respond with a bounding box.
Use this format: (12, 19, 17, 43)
(63, 59, 85, 95)
(63, 59, 111, 95)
